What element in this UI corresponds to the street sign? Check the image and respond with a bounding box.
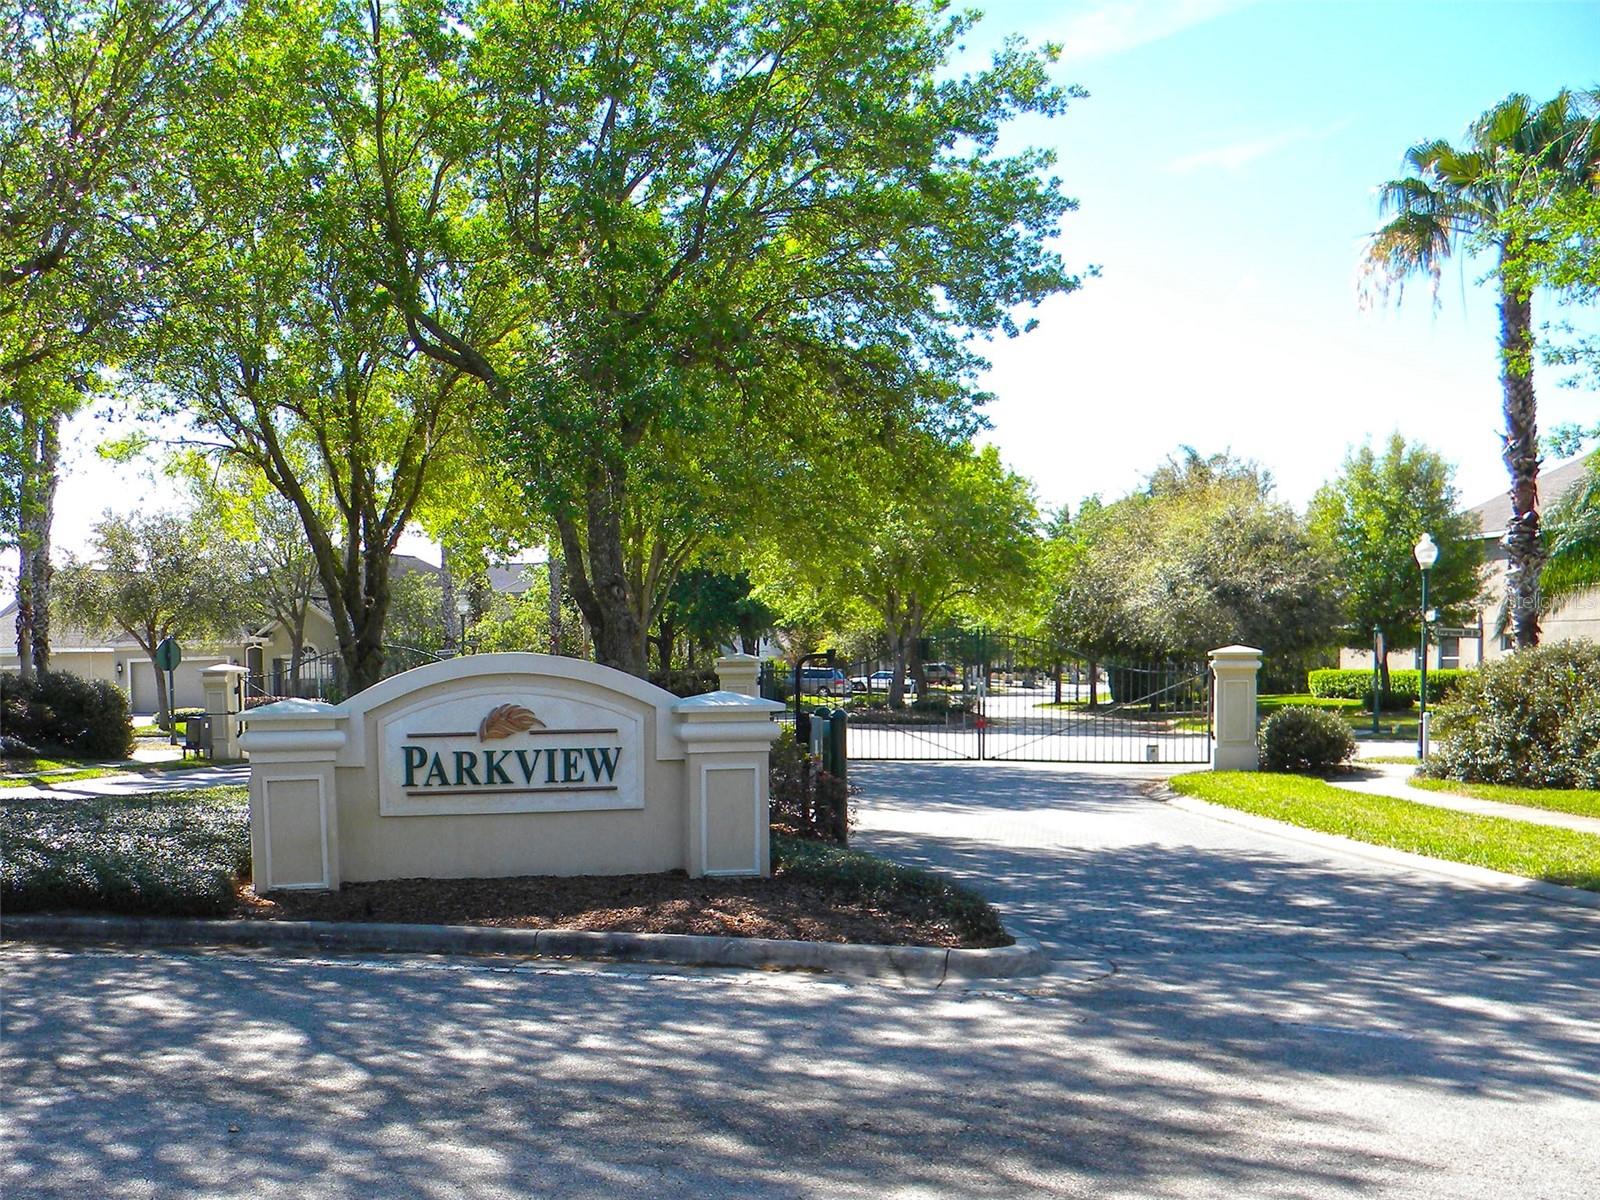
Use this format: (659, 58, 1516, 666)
(1434, 627, 1479, 640)
(154, 637, 182, 671)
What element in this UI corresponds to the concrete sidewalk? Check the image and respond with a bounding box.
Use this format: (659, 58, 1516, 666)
(2, 762, 249, 799)
(1328, 762, 1600, 836)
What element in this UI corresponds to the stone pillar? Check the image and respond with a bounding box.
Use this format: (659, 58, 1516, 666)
(675, 690, 785, 877)
(238, 700, 347, 892)
(200, 664, 250, 760)
(1210, 645, 1263, 772)
(714, 652, 762, 698)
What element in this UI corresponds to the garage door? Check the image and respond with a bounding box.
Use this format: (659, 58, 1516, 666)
(129, 659, 226, 713)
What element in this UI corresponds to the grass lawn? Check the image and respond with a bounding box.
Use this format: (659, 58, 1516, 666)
(2, 785, 251, 915)
(1409, 777, 1600, 822)
(1258, 693, 1419, 740)
(1170, 771, 1600, 892)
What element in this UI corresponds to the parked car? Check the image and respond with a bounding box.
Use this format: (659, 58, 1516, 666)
(851, 670, 915, 694)
(798, 666, 851, 697)
(924, 662, 959, 685)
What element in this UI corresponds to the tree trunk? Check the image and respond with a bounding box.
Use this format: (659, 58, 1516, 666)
(905, 613, 927, 699)
(547, 553, 563, 655)
(148, 651, 173, 731)
(888, 630, 911, 710)
(13, 407, 60, 681)
(654, 615, 675, 675)
(554, 476, 647, 677)
(439, 546, 459, 653)
(1088, 659, 1100, 710)
(1499, 272, 1542, 650)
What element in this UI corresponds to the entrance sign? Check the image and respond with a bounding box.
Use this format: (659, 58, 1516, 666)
(239, 653, 783, 891)
(381, 694, 642, 816)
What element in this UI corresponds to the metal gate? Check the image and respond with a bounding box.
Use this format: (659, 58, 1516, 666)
(816, 631, 1212, 765)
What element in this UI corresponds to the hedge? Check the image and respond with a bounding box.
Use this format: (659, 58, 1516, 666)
(1426, 642, 1600, 789)
(1, 786, 250, 915)
(1307, 668, 1474, 706)
(0, 671, 134, 759)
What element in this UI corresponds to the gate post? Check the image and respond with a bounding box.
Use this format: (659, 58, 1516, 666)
(714, 653, 761, 698)
(1209, 645, 1262, 772)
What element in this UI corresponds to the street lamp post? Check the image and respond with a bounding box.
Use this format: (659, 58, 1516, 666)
(456, 596, 472, 655)
(1413, 532, 1439, 760)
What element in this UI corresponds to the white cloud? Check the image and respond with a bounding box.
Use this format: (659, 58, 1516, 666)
(1164, 120, 1351, 174)
(1047, 0, 1261, 63)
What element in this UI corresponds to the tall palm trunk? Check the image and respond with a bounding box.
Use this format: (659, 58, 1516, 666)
(1498, 270, 1542, 649)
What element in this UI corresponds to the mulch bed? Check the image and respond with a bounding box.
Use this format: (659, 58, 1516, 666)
(234, 870, 987, 948)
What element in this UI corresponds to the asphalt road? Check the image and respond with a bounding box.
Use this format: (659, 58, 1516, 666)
(5, 762, 1599, 1199)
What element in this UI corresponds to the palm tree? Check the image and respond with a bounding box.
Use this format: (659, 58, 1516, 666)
(1363, 91, 1599, 649)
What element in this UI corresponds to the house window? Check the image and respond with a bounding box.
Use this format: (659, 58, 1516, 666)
(1439, 637, 1461, 670)
(1500, 633, 1513, 652)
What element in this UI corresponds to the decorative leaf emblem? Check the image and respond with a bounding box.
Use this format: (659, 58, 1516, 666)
(478, 704, 546, 740)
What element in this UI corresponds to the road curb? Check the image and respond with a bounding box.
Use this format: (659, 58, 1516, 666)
(0, 914, 1048, 983)
(1157, 786, 1600, 912)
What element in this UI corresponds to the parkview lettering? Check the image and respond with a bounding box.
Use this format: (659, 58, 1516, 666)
(402, 744, 623, 792)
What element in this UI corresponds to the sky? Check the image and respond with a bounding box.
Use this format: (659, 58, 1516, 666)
(36, 0, 1600, 571)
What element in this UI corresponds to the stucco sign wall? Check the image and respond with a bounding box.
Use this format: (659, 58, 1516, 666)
(239, 653, 783, 892)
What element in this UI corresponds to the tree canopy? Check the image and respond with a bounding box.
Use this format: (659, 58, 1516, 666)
(1308, 435, 1483, 659)
(1048, 451, 1340, 666)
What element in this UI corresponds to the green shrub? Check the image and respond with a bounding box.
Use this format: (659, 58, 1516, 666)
(0, 671, 134, 759)
(1, 734, 38, 761)
(768, 726, 847, 842)
(1426, 642, 1600, 789)
(1258, 705, 1356, 773)
(647, 667, 720, 698)
(1306, 667, 1472, 709)
(1, 786, 250, 915)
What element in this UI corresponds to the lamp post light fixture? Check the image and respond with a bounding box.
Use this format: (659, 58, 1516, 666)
(456, 596, 472, 655)
(1413, 532, 1440, 760)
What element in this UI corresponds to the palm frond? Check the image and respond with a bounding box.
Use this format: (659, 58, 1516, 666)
(1541, 453, 1600, 606)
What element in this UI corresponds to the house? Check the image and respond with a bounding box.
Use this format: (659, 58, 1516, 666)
(1341, 456, 1600, 673)
(0, 554, 547, 712)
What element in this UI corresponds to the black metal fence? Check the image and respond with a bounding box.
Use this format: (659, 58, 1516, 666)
(247, 644, 447, 705)
(764, 631, 1212, 765)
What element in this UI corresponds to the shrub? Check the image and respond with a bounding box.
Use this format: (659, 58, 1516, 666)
(1, 734, 38, 761)
(1258, 706, 1356, 773)
(0, 671, 134, 759)
(1, 786, 250, 915)
(768, 726, 847, 842)
(647, 667, 720, 698)
(772, 833, 1006, 945)
(1426, 642, 1600, 789)
(1307, 668, 1411, 707)
(1306, 667, 1472, 709)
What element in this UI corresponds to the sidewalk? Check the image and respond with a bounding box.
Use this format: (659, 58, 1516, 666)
(1327, 762, 1600, 837)
(1, 761, 249, 800)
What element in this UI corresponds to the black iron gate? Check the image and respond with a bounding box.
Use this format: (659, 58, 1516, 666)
(817, 631, 1212, 765)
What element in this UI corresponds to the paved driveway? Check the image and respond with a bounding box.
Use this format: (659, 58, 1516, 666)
(5, 762, 1599, 1199)
(852, 761, 1600, 961)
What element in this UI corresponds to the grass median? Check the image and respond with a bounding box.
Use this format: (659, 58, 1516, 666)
(1408, 777, 1600, 822)
(1169, 771, 1600, 892)
(2, 787, 1010, 946)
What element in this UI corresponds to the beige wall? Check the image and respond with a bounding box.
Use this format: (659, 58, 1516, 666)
(335, 668, 687, 881)
(241, 653, 783, 888)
